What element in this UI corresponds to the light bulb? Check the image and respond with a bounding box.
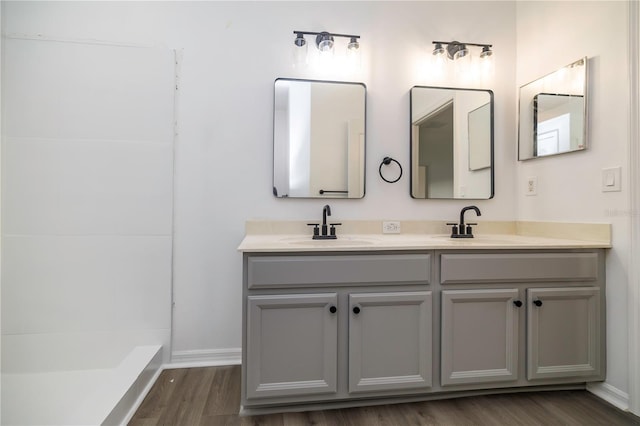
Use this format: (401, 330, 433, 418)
(479, 50, 495, 83)
(479, 45, 493, 59)
(292, 33, 308, 68)
(316, 32, 335, 52)
(432, 43, 445, 56)
(346, 37, 361, 70)
(292, 43, 307, 68)
(429, 49, 447, 82)
(294, 33, 306, 48)
(453, 44, 469, 60)
(454, 50, 472, 82)
(347, 37, 359, 52)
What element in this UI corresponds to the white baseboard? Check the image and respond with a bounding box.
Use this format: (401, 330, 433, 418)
(587, 382, 630, 412)
(168, 347, 242, 369)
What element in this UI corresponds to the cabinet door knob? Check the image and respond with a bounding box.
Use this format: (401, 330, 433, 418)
(533, 299, 543, 307)
(352, 306, 361, 314)
(513, 300, 523, 308)
(329, 305, 337, 314)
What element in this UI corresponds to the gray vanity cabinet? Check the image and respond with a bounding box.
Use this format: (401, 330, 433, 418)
(242, 248, 606, 414)
(440, 288, 520, 386)
(245, 293, 338, 400)
(439, 251, 604, 388)
(242, 253, 432, 408)
(527, 287, 601, 380)
(348, 291, 432, 393)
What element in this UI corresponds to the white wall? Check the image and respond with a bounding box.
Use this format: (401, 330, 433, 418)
(1, 1, 518, 361)
(515, 1, 630, 396)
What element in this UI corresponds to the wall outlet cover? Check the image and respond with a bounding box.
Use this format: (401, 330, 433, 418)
(526, 176, 538, 196)
(382, 221, 401, 234)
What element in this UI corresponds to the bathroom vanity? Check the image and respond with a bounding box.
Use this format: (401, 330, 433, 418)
(238, 224, 609, 415)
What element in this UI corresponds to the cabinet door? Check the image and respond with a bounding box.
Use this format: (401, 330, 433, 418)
(348, 291, 432, 393)
(527, 287, 601, 380)
(246, 293, 338, 399)
(441, 289, 520, 386)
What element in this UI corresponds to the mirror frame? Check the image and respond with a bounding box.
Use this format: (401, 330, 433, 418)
(410, 85, 495, 200)
(518, 57, 588, 161)
(272, 78, 367, 199)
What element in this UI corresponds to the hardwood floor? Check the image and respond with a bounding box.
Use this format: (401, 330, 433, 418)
(129, 366, 640, 425)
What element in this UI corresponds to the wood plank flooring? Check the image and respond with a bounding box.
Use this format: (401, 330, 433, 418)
(129, 366, 640, 425)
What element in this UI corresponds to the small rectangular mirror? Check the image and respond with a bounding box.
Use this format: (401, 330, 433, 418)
(410, 86, 494, 199)
(273, 78, 366, 198)
(518, 57, 587, 160)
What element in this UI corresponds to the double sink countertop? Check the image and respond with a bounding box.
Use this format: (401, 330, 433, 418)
(238, 220, 612, 252)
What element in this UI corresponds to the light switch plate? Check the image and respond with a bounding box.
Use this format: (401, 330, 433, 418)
(602, 167, 621, 192)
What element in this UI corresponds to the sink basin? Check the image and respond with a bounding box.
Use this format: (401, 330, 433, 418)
(280, 236, 380, 246)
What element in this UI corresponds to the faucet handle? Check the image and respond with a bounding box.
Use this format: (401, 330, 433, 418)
(307, 223, 320, 237)
(465, 223, 477, 236)
(446, 223, 459, 236)
(329, 223, 342, 236)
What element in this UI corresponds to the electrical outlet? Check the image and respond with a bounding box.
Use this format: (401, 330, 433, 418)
(526, 176, 538, 196)
(382, 221, 401, 234)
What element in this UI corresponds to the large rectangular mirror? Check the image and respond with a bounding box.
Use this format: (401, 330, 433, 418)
(518, 57, 587, 160)
(410, 86, 494, 199)
(273, 78, 366, 198)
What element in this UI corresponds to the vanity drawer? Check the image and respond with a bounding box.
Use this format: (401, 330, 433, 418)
(247, 254, 431, 289)
(440, 252, 599, 284)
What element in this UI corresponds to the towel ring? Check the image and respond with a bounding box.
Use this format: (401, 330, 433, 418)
(379, 157, 403, 183)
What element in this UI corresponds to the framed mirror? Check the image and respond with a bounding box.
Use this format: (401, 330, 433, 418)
(410, 86, 494, 199)
(518, 57, 587, 160)
(273, 78, 366, 198)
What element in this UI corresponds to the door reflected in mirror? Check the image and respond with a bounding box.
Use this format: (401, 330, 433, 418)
(410, 86, 494, 199)
(518, 57, 587, 160)
(273, 78, 366, 198)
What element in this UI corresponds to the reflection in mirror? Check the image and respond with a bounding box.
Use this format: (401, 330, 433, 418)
(410, 86, 494, 199)
(518, 57, 587, 160)
(273, 78, 366, 198)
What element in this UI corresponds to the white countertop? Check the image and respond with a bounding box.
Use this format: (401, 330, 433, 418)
(238, 232, 611, 253)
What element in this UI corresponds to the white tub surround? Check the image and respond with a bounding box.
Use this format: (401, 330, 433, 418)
(2, 345, 162, 426)
(1, 36, 174, 426)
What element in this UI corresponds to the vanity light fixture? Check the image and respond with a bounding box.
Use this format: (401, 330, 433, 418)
(432, 41, 493, 61)
(428, 40, 494, 84)
(292, 30, 361, 68)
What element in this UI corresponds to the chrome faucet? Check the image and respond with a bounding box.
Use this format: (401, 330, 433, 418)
(308, 204, 341, 240)
(447, 205, 481, 238)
